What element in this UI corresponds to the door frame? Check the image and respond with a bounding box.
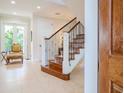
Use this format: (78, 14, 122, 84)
(84, 0, 99, 93)
(98, 0, 110, 92)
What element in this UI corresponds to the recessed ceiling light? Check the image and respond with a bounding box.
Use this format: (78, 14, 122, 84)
(37, 6, 41, 9)
(13, 12, 17, 15)
(55, 13, 61, 15)
(11, 0, 16, 4)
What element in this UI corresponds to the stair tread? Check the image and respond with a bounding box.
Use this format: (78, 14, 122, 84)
(41, 66, 70, 80)
(58, 47, 63, 50)
(49, 59, 62, 65)
(69, 51, 80, 54)
(73, 39, 84, 41)
(75, 36, 84, 39)
(55, 55, 63, 58)
(70, 46, 84, 48)
(69, 42, 84, 44)
(49, 60, 62, 72)
(48, 66, 62, 73)
(76, 34, 84, 36)
(49, 64, 62, 72)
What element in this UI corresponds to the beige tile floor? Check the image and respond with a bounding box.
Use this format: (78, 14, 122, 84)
(0, 60, 84, 93)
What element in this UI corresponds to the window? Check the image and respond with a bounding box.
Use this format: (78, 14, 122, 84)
(4, 25, 24, 51)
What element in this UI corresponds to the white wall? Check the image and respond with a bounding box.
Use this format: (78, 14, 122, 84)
(0, 14, 31, 59)
(0, 16, 1, 61)
(32, 15, 69, 62)
(64, 0, 84, 24)
(84, 0, 98, 93)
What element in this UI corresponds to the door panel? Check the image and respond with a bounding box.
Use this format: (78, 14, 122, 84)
(111, 0, 123, 55)
(110, 81, 123, 93)
(109, 56, 123, 93)
(99, 0, 123, 93)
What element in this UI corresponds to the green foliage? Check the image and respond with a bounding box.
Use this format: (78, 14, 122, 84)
(5, 30, 13, 51)
(5, 26, 24, 51)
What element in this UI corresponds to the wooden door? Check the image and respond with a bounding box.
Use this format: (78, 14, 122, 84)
(99, 0, 123, 93)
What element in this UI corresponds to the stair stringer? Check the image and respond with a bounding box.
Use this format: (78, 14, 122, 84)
(63, 48, 84, 74)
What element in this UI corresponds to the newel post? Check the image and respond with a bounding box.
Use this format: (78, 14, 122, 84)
(63, 32, 69, 74)
(41, 37, 48, 67)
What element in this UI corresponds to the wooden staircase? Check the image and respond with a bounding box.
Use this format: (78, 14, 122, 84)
(41, 18, 84, 80)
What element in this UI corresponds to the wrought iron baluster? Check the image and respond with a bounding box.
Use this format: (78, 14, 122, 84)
(69, 33, 71, 60)
(71, 31, 73, 60)
(73, 29, 75, 59)
(69, 33, 71, 65)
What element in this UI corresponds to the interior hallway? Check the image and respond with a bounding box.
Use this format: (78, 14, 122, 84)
(0, 60, 84, 93)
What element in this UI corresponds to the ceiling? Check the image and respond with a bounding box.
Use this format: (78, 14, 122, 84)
(0, 0, 74, 20)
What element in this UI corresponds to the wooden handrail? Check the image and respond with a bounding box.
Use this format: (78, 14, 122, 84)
(45, 17, 76, 40)
(68, 21, 80, 33)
